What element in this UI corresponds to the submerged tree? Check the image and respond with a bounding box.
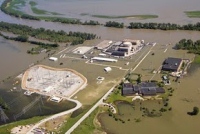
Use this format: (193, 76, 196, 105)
(187, 106, 199, 116)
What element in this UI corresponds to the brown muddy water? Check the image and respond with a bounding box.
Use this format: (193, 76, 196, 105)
(99, 73, 200, 134)
(0, 0, 200, 127)
(0, 25, 200, 126)
(15, 0, 200, 24)
(98, 52, 200, 134)
(0, 37, 77, 124)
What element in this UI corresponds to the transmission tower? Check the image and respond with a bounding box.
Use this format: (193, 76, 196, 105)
(0, 107, 9, 123)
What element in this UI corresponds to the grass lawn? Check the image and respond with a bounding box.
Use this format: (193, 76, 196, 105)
(193, 55, 200, 63)
(0, 116, 46, 134)
(106, 89, 132, 103)
(71, 107, 100, 134)
(57, 106, 91, 134)
(185, 11, 200, 18)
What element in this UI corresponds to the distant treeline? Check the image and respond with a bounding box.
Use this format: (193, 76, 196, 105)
(0, 22, 96, 45)
(104, 21, 124, 28)
(46, 17, 100, 25)
(175, 39, 200, 54)
(128, 22, 200, 31)
(0, 0, 101, 26)
(2, 0, 200, 30)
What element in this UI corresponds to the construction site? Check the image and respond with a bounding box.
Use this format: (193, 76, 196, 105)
(21, 65, 87, 99)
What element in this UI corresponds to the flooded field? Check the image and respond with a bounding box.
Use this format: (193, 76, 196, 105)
(98, 42, 200, 134)
(1, 0, 200, 129)
(11, 0, 200, 24)
(0, 36, 46, 82)
(0, 79, 76, 124)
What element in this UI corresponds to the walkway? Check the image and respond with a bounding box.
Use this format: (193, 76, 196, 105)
(27, 98, 82, 134)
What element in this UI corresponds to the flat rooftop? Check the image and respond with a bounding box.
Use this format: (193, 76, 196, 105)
(162, 57, 182, 72)
(95, 40, 112, 50)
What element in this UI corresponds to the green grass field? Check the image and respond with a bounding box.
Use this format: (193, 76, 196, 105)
(71, 107, 103, 134)
(185, 11, 200, 18)
(193, 55, 200, 63)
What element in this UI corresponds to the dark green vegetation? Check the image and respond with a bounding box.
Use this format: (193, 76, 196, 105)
(175, 39, 200, 54)
(91, 14, 158, 19)
(194, 55, 200, 64)
(0, 116, 46, 134)
(0, 22, 96, 44)
(1, 0, 40, 20)
(0, 97, 9, 110)
(187, 106, 199, 116)
(128, 22, 200, 31)
(105, 21, 124, 28)
(0, 0, 99, 25)
(185, 11, 200, 18)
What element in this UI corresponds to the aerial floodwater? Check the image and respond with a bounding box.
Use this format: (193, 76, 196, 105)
(1, 0, 200, 133)
(21, 0, 200, 24)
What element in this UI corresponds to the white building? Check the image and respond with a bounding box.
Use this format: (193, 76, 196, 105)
(104, 67, 112, 72)
(91, 57, 118, 62)
(49, 57, 58, 61)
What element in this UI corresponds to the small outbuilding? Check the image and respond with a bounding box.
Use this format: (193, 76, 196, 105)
(49, 57, 58, 61)
(104, 67, 112, 72)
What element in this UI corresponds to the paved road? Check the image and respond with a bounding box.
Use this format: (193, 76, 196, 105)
(27, 98, 82, 134)
(27, 44, 155, 134)
(65, 44, 155, 134)
(65, 86, 115, 134)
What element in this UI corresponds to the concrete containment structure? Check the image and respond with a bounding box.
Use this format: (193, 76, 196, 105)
(104, 39, 144, 57)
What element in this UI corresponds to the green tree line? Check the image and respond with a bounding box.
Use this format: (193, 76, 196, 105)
(175, 39, 200, 54)
(1, 0, 101, 26)
(0, 21, 96, 45)
(128, 22, 200, 31)
(105, 21, 124, 28)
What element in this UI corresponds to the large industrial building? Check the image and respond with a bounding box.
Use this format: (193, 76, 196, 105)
(162, 57, 183, 72)
(95, 39, 144, 57)
(122, 82, 165, 96)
